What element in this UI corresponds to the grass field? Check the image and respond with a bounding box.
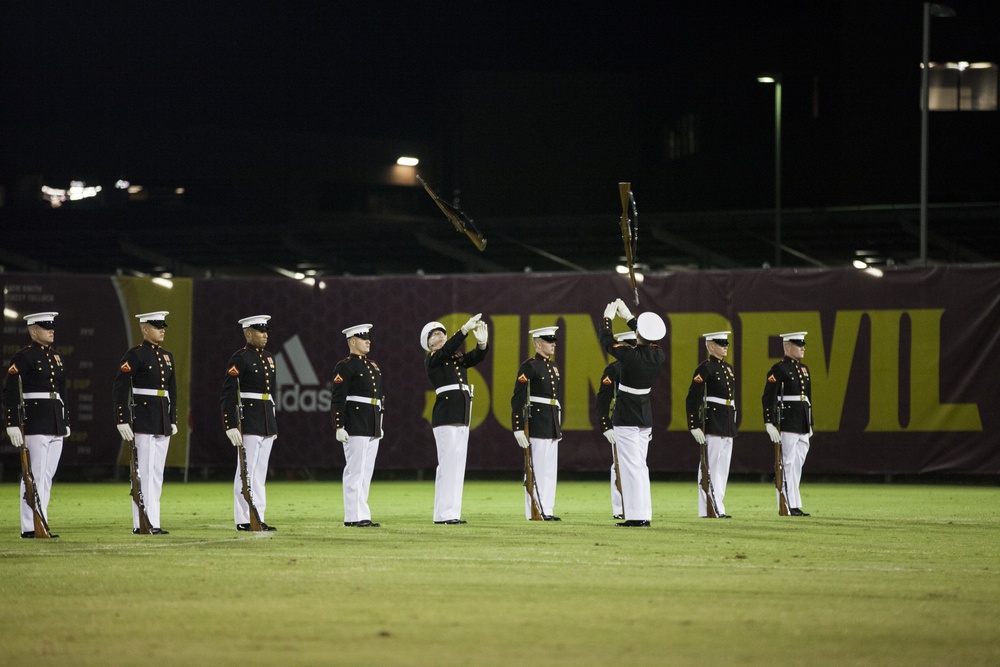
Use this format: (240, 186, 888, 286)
(1, 479, 998, 666)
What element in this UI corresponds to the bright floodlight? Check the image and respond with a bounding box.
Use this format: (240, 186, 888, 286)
(757, 76, 776, 84)
(852, 260, 868, 269)
(396, 157, 419, 166)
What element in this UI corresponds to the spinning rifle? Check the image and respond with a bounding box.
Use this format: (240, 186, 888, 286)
(618, 182, 640, 306)
(416, 175, 487, 251)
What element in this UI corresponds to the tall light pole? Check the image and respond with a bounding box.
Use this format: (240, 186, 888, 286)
(758, 74, 782, 267)
(920, 3, 956, 265)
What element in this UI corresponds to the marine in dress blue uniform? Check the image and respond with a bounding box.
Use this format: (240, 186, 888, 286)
(422, 314, 489, 524)
(598, 299, 666, 527)
(511, 326, 562, 521)
(762, 331, 813, 516)
(2, 312, 68, 538)
(112, 311, 177, 534)
(331, 324, 385, 527)
(221, 315, 278, 530)
(595, 330, 636, 519)
(685, 331, 737, 518)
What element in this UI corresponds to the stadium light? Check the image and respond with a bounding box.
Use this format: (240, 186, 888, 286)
(758, 73, 783, 267)
(920, 3, 956, 265)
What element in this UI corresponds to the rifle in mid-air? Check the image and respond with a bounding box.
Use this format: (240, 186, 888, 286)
(235, 378, 265, 531)
(15, 376, 54, 538)
(774, 381, 791, 516)
(618, 182, 640, 306)
(698, 382, 722, 518)
(126, 383, 154, 534)
(522, 394, 544, 521)
(416, 175, 487, 251)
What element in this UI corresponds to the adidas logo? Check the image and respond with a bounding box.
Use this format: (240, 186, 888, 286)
(273, 334, 331, 412)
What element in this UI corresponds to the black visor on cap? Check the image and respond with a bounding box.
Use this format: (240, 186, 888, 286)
(538, 335, 558, 342)
(353, 331, 371, 340)
(710, 339, 729, 346)
(145, 320, 168, 329)
(248, 323, 269, 332)
(32, 321, 56, 330)
(787, 339, 806, 346)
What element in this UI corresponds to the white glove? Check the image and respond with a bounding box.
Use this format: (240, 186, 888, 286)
(602, 429, 616, 445)
(473, 321, 488, 345)
(117, 423, 134, 441)
(336, 427, 349, 443)
(460, 313, 483, 334)
(171, 424, 178, 436)
(616, 299, 633, 321)
(765, 423, 781, 444)
(690, 428, 706, 445)
(514, 430, 529, 449)
(603, 301, 617, 319)
(6, 426, 24, 448)
(65, 426, 71, 437)
(226, 427, 243, 447)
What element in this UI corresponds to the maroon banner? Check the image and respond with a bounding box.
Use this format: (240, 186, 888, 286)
(6, 266, 1000, 475)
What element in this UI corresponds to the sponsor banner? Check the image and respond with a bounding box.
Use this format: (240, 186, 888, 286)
(6, 267, 999, 474)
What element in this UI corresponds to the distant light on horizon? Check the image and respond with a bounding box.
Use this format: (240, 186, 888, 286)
(396, 156, 419, 166)
(151, 277, 174, 289)
(41, 180, 102, 208)
(4, 308, 19, 320)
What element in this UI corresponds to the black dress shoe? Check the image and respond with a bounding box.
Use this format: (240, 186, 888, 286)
(260, 523, 277, 531)
(434, 519, 467, 524)
(613, 514, 624, 520)
(615, 520, 651, 527)
(790, 508, 811, 516)
(357, 520, 380, 528)
(21, 531, 35, 539)
(542, 515, 561, 521)
(721, 514, 733, 519)
(152, 528, 169, 535)
(236, 523, 251, 531)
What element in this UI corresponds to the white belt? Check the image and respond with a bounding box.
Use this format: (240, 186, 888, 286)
(706, 396, 734, 406)
(22, 392, 63, 402)
(242, 392, 274, 403)
(781, 395, 811, 405)
(347, 395, 382, 408)
(617, 384, 650, 396)
(529, 396, 561, 408)
(436, 383, 472, 395)
(133, 388, 169, 398)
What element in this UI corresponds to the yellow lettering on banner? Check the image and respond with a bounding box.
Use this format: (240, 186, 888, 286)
(667, 313, 733, 430)
(812, 310, 862, 431)
(490, 314, 522, 430)
(867, 310, 903, 430)
(557, 314, 613, 430)
(907, 309, 981, 431)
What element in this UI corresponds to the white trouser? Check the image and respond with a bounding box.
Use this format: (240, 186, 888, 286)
(610, 444, 623, 517)
(779, 431, 810, 509)
(233, 434, 275, 524)
(343, 435, 380, 523)
(524, 437, 558, 519)
(133, 433, 170, 529)
(613, 426, 652, 521)
(698, 435, 733, 517)
(433, 425, 469, 522)
(20, 434, 63, 533)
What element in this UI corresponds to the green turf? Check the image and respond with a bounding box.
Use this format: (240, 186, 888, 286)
(1, 480, 998, 666)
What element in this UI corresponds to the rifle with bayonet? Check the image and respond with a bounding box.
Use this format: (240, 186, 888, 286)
(522, 392, 545, 521)
(416, 175, 487, 251)
(235, 378, 265, 531)
(126, 382, 154, 534)
(16, 376, 54, 538)
(618, 182, 639, 306)
(774, 381, 791, 516)
(698, 380, 722, 518)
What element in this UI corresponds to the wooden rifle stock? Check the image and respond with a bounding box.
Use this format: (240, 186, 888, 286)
(774, 381, 791, 516)
(234, 379, 265, 531)
(15, 376, 53, 537)
(699, 384, 721, 518)
(129, 440, 154, 534)
(522, 399, 544, 520)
